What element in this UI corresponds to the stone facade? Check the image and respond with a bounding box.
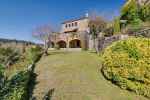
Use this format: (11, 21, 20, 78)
(50, 15, 94, 50)
(61, 17, 89, 33)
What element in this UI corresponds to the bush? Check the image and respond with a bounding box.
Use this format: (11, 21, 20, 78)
(139, 4, 150, 22)
(0, 69, 31, 100)
(0, 47, 20, 66)
(0, 45, 42, 100)
(102, 37, 150, 98)
(26, 46, 42, 63)
(0, 64, 5, 89)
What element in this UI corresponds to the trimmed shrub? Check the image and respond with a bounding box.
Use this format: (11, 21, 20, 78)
(102, 37, 150, 98)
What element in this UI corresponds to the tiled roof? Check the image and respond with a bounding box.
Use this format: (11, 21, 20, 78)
(62, 17, 88, 24)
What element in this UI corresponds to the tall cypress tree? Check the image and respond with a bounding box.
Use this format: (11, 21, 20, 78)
(113, 18, 121, 34)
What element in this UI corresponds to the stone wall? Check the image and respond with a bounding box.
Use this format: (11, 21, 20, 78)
(98, 35, 129, 51)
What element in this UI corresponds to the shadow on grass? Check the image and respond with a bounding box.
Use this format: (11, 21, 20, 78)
(27, 72, 38, 100)
(27, 64, 55, 100)
(42, 88, 55, 100)
(30, 88, 55, 100)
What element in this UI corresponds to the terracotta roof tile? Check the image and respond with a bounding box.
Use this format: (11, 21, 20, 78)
(62, 17, 88, 24)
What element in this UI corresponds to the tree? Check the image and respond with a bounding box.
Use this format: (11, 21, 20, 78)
(113, 17, 121, 34)
(32, 25, 53, 55)
(121, 0, 143, 31)
(139, 4, 150, 21)
(121, 0, 142, 23)
(89, 13, 107, 52)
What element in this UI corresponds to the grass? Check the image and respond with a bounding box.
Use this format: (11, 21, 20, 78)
(33, 51, 148, 100)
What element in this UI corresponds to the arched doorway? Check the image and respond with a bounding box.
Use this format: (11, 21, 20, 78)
(69, 39, 81, 48)
(57, 40, 67, 48)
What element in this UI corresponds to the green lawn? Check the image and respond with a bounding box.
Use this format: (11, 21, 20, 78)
(33, 51, 147, 100)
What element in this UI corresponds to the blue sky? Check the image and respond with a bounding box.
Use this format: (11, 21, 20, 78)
(0, 0, 125, 42)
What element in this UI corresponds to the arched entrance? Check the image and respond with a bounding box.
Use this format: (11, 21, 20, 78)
(69, 39, 81, 48)
(57, 40, 67, 48)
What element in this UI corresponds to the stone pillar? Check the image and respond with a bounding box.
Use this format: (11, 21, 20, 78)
(66, 36, 69, 48)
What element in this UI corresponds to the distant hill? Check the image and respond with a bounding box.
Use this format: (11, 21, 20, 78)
(0, 38, 43, 50)
(0, 38, 36, 45)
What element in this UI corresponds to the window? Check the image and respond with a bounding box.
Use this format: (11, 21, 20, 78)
(75, 22, 78, 26)
(69, 24, 71, 27)
(72, 23, 74, 27)
(65, 24, 68, 28)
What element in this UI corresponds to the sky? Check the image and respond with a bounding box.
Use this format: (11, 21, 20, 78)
(0, 0, 126, 43)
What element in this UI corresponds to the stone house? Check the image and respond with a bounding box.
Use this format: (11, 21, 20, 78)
(50, 14, 94, 50)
